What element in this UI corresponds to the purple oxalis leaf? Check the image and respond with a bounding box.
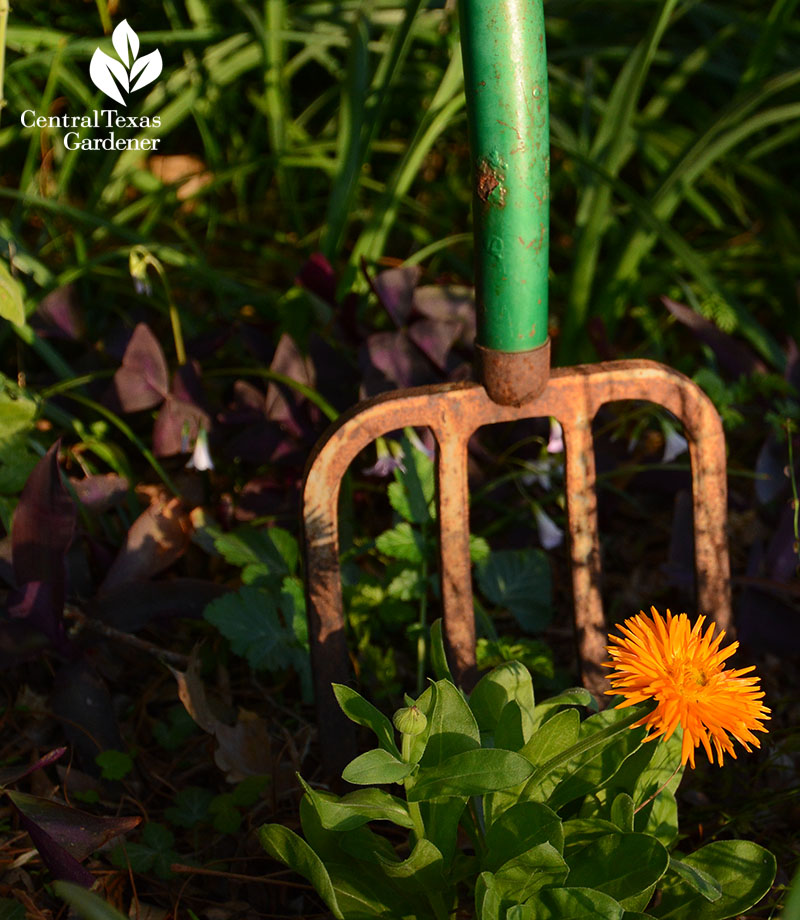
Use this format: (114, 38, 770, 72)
(363, 331, 441, 393)
(408, 319, 462, 371)
(368, 265, 422, 327)
(661, 297, 767, 378)
(14, 808, 96, 887)
(296, 252, 338, 307)
(265, 333, 317, 438)
(153, 395, 211, 457)
(8, 790, 141, 861)
(112, 323, 169, 411)
(412, 284, 476, 345)
(7, 580, 70, 652)
(12, 442, 76, 640)
(0, 747, 66, 787)
(35, 285, 84, 341)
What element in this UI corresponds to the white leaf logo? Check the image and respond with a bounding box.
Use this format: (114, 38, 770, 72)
(89, 20, 162, 106)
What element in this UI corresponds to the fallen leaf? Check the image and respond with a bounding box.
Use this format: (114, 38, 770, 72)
(100, 497, 192, 590)
(169, 652, 272, 782)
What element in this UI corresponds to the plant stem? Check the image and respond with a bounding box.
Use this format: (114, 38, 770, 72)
(416, 522, 429, 696)
(786, 420, 799, 564)
(0, 0, 9, 130)
(633, 762, 682, 815)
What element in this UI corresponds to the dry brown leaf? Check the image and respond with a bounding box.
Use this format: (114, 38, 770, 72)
(170, 651, 272, 783)
(100, 497, 192, 590)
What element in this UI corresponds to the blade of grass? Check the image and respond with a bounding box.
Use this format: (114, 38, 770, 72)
(321, 11, 370, 260)
(561, 0, 680, 361)
(741, 0, 800, 89)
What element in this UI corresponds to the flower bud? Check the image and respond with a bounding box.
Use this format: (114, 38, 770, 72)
(392, 705, 427, 736)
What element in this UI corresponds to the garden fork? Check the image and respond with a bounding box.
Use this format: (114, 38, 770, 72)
(302, 0, 731, 771)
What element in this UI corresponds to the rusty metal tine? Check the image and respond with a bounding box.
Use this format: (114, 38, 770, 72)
(435, 417, 478, 689)
(302, 360, 732, 773)
(561, 411, 608, 698)
(676, 387, 732, 634)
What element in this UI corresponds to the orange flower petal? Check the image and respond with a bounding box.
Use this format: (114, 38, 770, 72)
(604, 608, 770, 767)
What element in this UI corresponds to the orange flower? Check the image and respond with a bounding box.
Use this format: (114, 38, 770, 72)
(604, 607, 770, 768)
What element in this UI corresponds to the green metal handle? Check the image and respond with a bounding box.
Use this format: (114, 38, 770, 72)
(459, 0, 549, 352)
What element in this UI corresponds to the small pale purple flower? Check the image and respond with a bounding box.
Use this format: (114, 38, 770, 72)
(547, 418, 564, 454)
(534, 504, 564, 550)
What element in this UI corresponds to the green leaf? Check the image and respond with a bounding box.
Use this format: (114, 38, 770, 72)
(208, 794, 241, 834)
(327, 860, 416, 918)
(420, 795, 467, 866)
(420, 679, 480, 767)
(484, 801, 564, 871)
(493, 842, 568, 901)
(298, 795, 397, 867)
(563, 818, 624, 851)
(0, 389, 37, 441)
(429, 619, 454, 682)
(669, 856, 722, 903)
(259, 824, 344, 919)
(213, 526, 296, 578)
(408, 749, 534, 801)
(112, 823, 176, 879)
(469, 534, 491, 563)
(341, 748, 416, 785)
(332, 684, 400, 757)
(469, 661, 535, 737)
(476, 871, 503, 920)
(375, 522, 426, 563)
(477, 549, 552, 632)
(95, 750, 134, 781)
(0, 260, 25, 326)
(530, 687, 597, 731)
(486, 707, 579, 822)
(526, 886, 625, 920)
(506, 907, 535, 920)
(52, 882, 128, 920)
(610, 793, 635, 833)
(299, 778, 414, 831)
(565, 832, 669, 909)
(652, 841, 776, 920)
(495, 700, 526, 752)
(280, 576, 308, 646)
(387, 436, 435, 524)
(378, 837, 445, 890)
(386, 566, 428, 600)
(204, 586, 294, 672)
(164, 786, 213, 828)
(534, 706, 649, 809)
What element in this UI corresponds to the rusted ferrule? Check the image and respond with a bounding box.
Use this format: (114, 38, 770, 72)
(475, 337, 551, 406)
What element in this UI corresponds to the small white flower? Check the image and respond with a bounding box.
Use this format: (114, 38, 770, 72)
(187, 428, 213, 471)
(534, 504, 564, 550)
(662, 428, 688, 464)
